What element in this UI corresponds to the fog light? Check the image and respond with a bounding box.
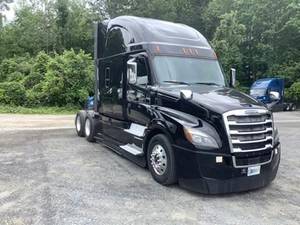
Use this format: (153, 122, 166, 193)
(216, 156, 223, 163)
(275, 148, 278, 155)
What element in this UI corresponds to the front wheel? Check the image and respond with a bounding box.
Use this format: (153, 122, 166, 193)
(147, 134, 177, 185)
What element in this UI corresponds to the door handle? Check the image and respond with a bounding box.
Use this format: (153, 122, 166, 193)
(145, 97, 150, 104)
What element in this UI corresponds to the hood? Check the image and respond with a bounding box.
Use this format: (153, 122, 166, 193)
(157, 84, 266, 114)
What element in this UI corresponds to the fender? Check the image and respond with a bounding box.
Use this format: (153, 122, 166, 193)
(143, 106, 200, 153)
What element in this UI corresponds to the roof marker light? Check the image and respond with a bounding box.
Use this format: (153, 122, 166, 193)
(213, 51, 218, 59)
(155, 45, 160, 53)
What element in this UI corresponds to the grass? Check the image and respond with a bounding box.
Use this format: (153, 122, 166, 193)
(0, 105, 79, 114)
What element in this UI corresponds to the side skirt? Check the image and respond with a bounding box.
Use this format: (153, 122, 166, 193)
(98, 132, 147, 168)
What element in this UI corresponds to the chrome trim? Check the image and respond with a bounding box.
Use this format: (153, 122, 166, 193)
(120, 143, 143, 156)
(228, 119, 272, 126)
(124, 123, 146, 137)
(231, 136, 273, 144)
(232, 151, 274, 168)
(223, 109, 273, 153)
(233, 144, 272, 153)
(230, 127, 273, 135)
(271, 113, 275, 147)
(225, 109, 269, 116)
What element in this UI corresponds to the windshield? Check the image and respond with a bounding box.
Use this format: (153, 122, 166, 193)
(153, 56, 226, 86)
(250, 88, 266, 97)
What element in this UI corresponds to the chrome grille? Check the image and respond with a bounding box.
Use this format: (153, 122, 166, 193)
(223, 109, 273, 153)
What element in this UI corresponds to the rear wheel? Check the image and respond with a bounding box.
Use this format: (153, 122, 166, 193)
(291, 104, 297, 111)
(147, 134, 177, 185)
(85, 114, 96, 142)
(75, 111, 86, 137)
(285, 104, 290, 111)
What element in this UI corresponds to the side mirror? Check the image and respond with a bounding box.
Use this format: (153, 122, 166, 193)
(180, 89, 193, 100)
(127, 58, 137, 84)
(270, 91, 280, 101)
(229, 68, 236, 87)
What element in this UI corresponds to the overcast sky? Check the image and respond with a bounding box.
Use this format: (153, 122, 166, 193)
(3, 2, 16, 22)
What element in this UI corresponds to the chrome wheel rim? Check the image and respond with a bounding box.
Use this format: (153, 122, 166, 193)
(85, 119, 91, 136)
(76, 116, 81, 132)
(150, 144, 167, 175)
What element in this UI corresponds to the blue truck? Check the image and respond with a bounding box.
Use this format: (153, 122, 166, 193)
(250, 78, 296, 111)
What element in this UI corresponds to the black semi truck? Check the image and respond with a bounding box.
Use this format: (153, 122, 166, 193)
(75, 16, 280, 194)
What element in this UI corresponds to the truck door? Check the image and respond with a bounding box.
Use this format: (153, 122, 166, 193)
(99, 60, 113, 116)
(268, 79, 284, 111)
(117, 54, 152, 154)
(126, 55, 151, 125)
(99, 56, 128, 144)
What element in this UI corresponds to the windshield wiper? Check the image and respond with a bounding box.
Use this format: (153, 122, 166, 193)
(192, 82, 221, 86)
(163, 80, 190, 85)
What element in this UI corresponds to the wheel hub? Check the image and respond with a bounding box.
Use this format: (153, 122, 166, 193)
(150, 144, 167, 175)
(76, 116, 81, 131)
(85, 119, 91, 136)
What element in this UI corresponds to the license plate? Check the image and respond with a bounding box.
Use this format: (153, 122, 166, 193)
(247, 166, 261, 176)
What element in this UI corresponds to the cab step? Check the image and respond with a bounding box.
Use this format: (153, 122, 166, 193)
(120, 144, 144, 156)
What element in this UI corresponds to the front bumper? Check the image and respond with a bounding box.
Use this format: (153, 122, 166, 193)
(173, 144, 280, 194)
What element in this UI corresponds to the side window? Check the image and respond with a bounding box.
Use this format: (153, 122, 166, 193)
(126, 55, 150, 104)
(105, 27, 132, 57)
(120, 27, 132, 46)
(105, 67, 110, 88)
(136, 58, 149, 86)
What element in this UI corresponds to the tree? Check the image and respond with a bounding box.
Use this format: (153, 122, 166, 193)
(212, 11, 246, 76)
(1, 0, 300, 108)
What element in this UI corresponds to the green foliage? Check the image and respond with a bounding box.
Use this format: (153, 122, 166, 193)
(7, 71, 24, 82)
(0, 0, 96, 60)
(23, 51, 50, 89)
(286, 82, 300, 103)
(0, 54, 32, 81)
(42, 50, 94, 106)
(0, 0, 300, 110)
(0, 50, 94, 107)
(270, 62, 300, 87)
(203, 0, 300, 87)
(0, 81, 26, 105)
(0, 104, 77, 114)
(0, 58, 18, 81)
(212, 11, 246, 75)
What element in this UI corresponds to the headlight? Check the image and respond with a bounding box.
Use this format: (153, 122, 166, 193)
(184, 127, 219, 149)
(274, 126, 280, 144)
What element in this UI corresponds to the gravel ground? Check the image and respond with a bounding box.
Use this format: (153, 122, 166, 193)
(0, 112, 299, 225)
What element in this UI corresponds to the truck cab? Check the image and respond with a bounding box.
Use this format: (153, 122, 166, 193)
(75, 16, 280, 194)
(250, 78, 296, 111)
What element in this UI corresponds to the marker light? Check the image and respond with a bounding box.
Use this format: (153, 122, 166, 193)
(216, 156, 223, 163)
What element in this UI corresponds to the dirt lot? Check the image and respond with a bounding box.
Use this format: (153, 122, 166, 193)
(0, 112, 299, 225)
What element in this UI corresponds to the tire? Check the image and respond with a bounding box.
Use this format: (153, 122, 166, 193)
(291, 104, 297, 111)
(147, 134, 177, 185)
(75, 111, 86, 137)
(84, 114, 96, 142)
(285, 104, 290, 111)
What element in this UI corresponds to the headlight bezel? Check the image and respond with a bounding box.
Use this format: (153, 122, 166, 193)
(274, 126, 280, 144)
(184, 127, 220, 150)
(183, 117, 222, 151)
